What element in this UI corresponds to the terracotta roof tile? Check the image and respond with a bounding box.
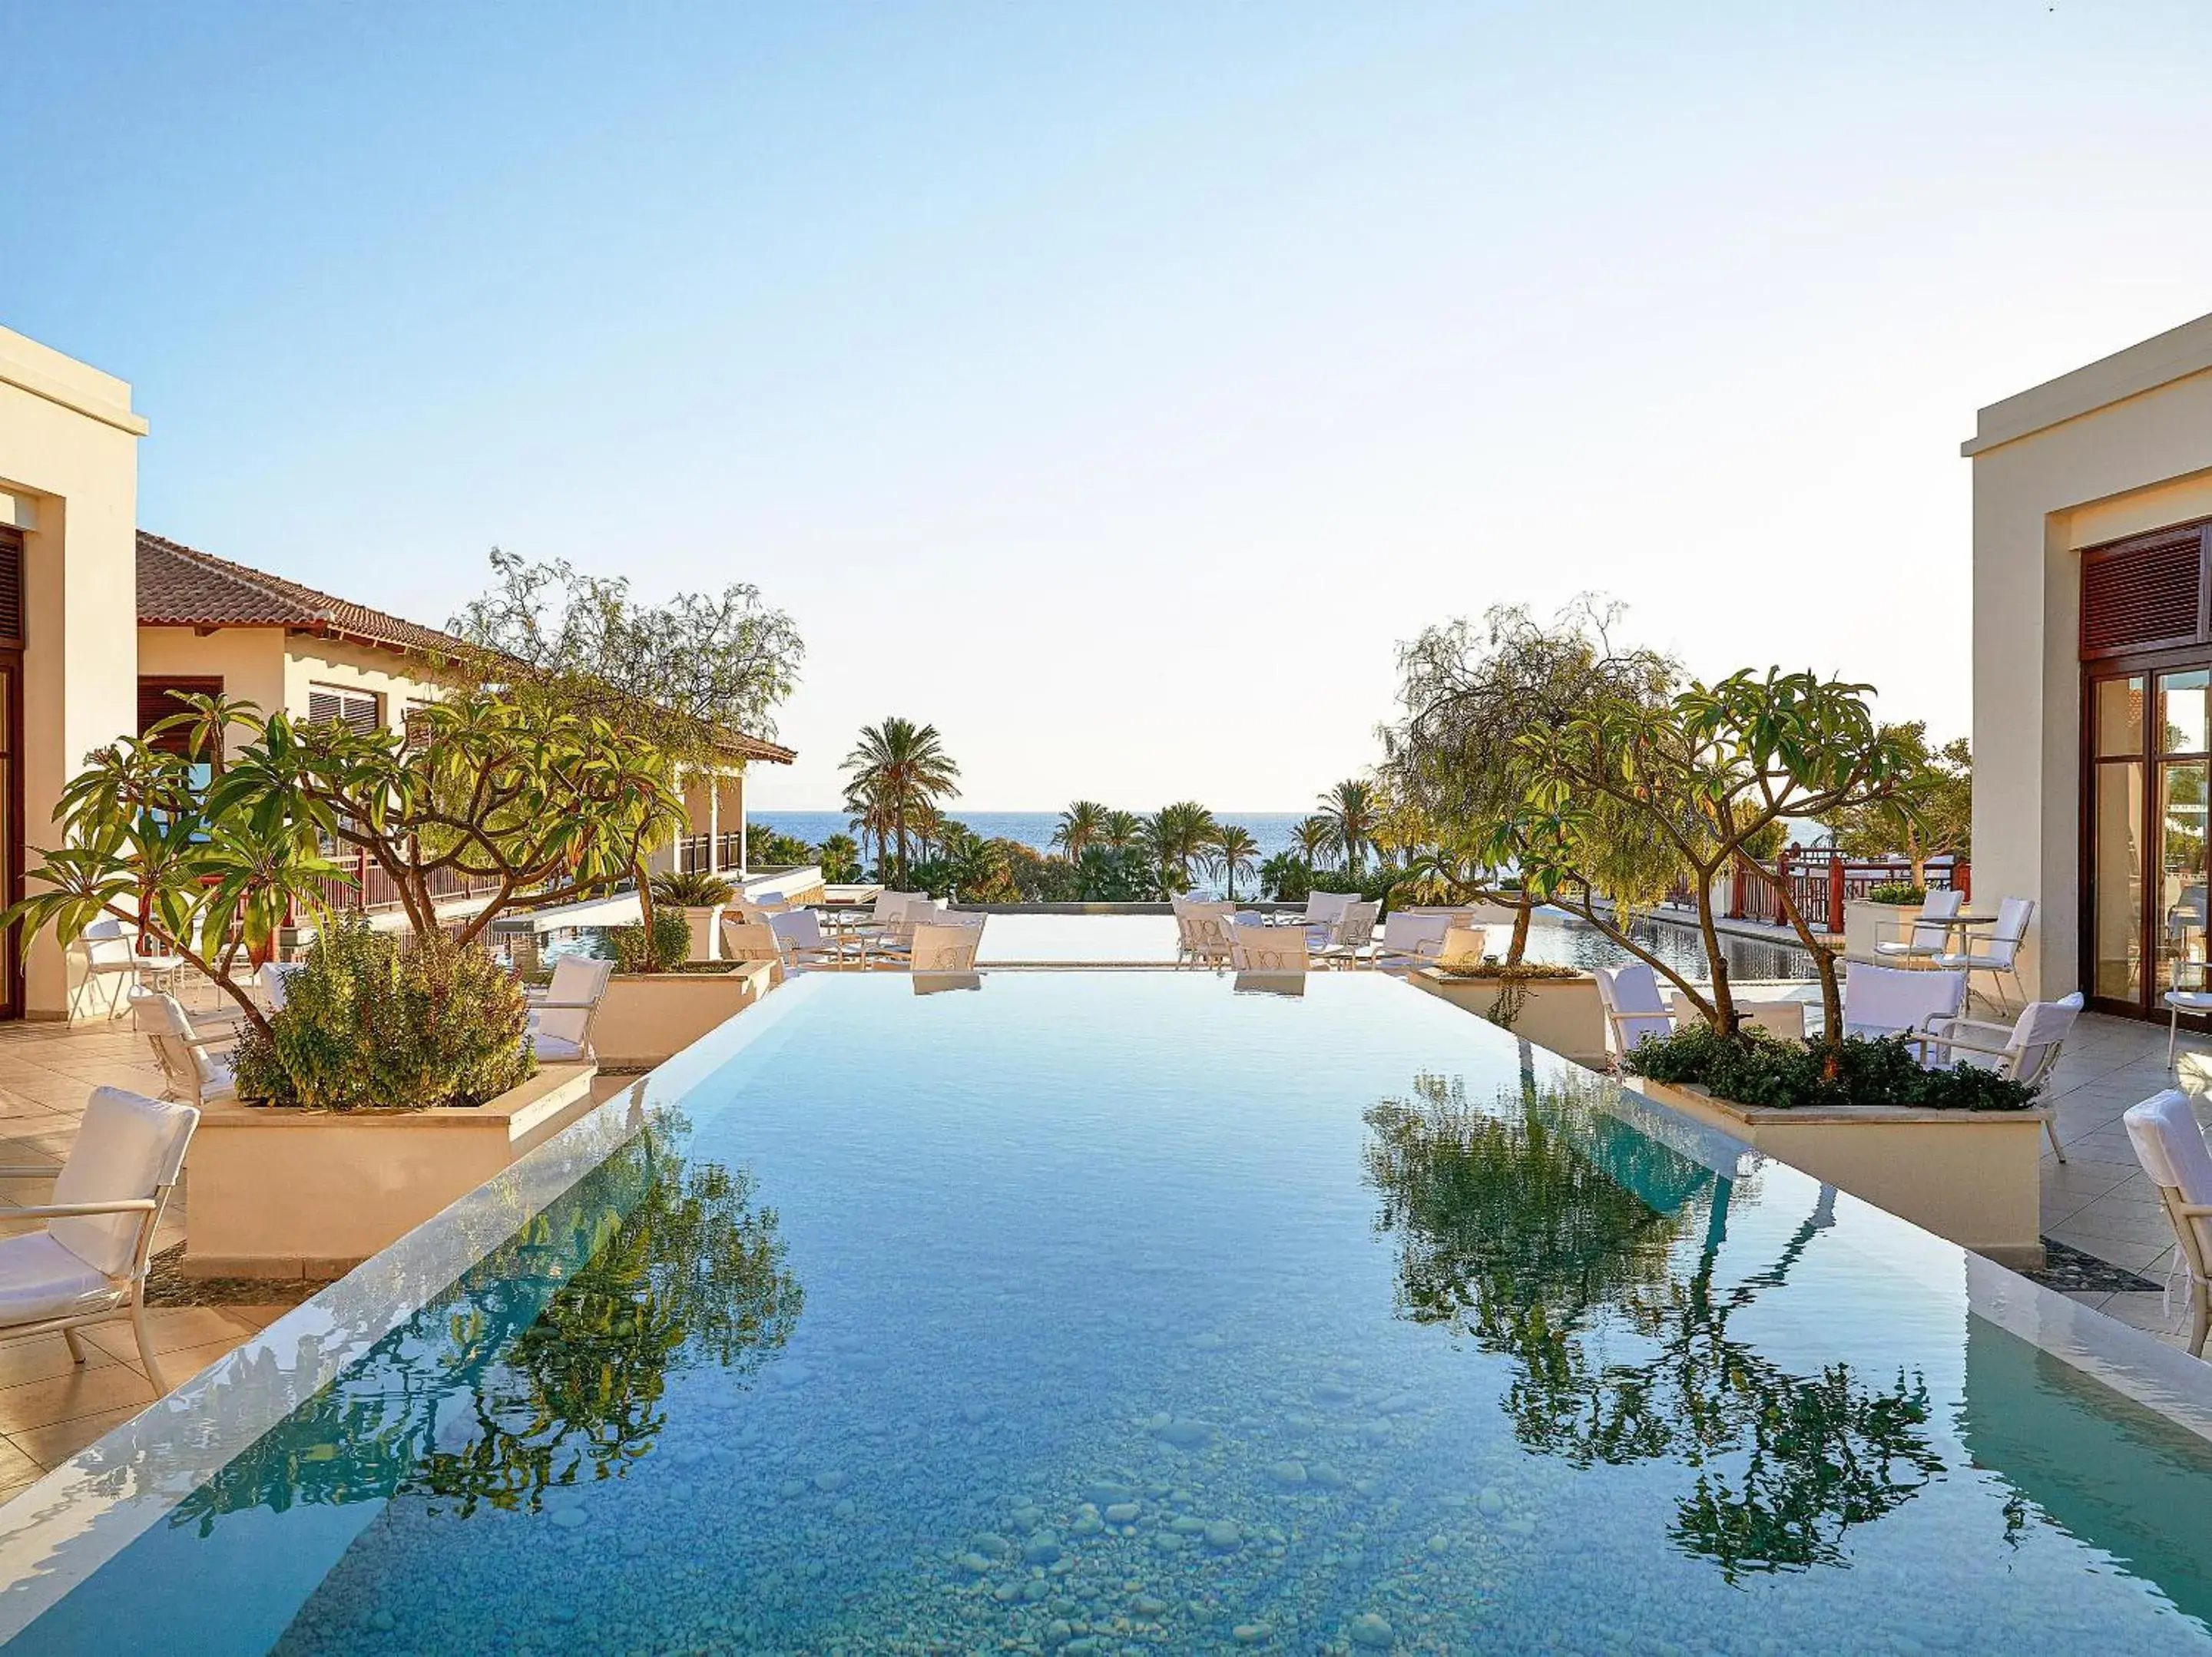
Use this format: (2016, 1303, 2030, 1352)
(134, 531, 795, 763)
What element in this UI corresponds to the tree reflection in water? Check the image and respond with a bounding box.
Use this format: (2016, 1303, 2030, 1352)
(1363, 1073, 1944, 1579)
(161, 1114, 803, 1533)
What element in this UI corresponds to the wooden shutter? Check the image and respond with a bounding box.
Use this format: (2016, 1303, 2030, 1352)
(138, 676, 224, 754)
(2081, 522, 2210, 659)
(309, 685, 382, 733)
(0, 529, 21, 650)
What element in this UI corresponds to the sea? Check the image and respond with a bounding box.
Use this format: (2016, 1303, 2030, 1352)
(750, 811, 1314, 864)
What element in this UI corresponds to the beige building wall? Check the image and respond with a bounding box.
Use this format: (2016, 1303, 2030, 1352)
(1968, 312, 2212, 1003)
(0, 328, 145, 1018)
(138, 627, 449, 752)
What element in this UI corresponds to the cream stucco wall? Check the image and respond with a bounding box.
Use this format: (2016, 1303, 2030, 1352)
(1968, 311, 2212, 1003)
(0, 328, 145, 1018)
(138, 626, 450, 752)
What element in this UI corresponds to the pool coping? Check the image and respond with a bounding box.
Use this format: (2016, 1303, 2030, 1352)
(0, 968, 2207, 1638)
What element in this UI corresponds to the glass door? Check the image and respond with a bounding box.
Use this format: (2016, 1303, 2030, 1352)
(2091, 674, 2147, 1007)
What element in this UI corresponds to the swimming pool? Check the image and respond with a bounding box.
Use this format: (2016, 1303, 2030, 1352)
(2, 972, 2207, 1652)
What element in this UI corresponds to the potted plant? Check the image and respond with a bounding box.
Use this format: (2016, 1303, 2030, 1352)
(1844, 878, 1929, 962)
(651, 868, 737, 961)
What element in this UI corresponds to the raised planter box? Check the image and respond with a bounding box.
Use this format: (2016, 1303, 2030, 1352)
(592, 961, 777, 1070)
(1409, 968, 1606, 1068)
(1629, 1077, 2048, 1268)
(184, 1063, 601, 1279)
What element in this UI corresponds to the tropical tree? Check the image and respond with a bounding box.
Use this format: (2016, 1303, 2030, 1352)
(817, 832, 862, 884)
(1521, 667, 1921, 1041)
(1383, 600, 1673, 963)
(1317, 779, 1380, 874)
(1052, 801, 1110, 866)
(1291, 815, 1333, 863)
(1207, 824, 1261, 901)
(1100, 810, 1146, 852)
(1824, 725, 1971, 885)
(1144, 801, 1218, 890)
(839, 717, 960, 882)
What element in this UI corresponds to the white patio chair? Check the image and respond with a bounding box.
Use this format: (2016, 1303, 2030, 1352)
(1932, 896, 2035, 1013)
(1183, 902, 1235, 969)
(909, 923, 983, 974)
(2167, 985, 2212, 1068)
(1595, 964, 1675, 1060)
(1839, 962, 1967, 1041)
(526, 956, 613, 1061)
(0, 1086, 198, 1389)
(1316, 901, 1382, 969)
(1302, 891, 1354, 931)
(768, 909, 858, 971)
(257, 961, 304, 1013)
(1434, 924, 1488, 967)
(131, 991, 241, 1106)
(1229, 917, 1308, 972)
(73, 917, 187, 1020)
(1913, 992, 2084, 1160)
(2123, 1090, 2212, 1358)
(1373, 912, 1450, 971)
(1872, 886, 1965, 963)
(720, 912, 784, 971)
(1667, 990, 1807, 1042)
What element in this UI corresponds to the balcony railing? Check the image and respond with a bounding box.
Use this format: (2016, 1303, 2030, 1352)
(319, 852, 503, 914)
(677, 831, 746, 875)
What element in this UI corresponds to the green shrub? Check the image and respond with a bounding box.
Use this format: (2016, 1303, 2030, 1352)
(1622, 1023, 2035, 1112)
(1866, 882, 1926, 905)
(604, 911, 692, 973)
(232, 916, 533, 1110)
(1261, 853, 1313, 903)
(1075, 847, 1158, 902)
(651, 869, 736, 907)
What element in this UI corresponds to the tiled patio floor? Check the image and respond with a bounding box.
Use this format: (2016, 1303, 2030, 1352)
(0, 977, 2205, 1480)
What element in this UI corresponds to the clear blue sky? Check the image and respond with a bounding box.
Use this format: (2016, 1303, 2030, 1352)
(8, 2, 2212, 809)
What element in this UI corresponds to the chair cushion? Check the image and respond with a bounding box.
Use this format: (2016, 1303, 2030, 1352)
(0, 1234, 126, 1326)
(2126, 1090, 2212, 1206)
(51, 1087, 197, 1277)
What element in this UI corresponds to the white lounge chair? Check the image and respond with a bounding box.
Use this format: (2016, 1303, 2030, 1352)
(0, 1086, 199, 1390)
(768, 909, 859, 971)
(1932, 896, 2035, 1013)
(1872, 886, 1965, 963)
(1595, 964, 1674, 1060)
(2124, 1090, 2212, 1358)
(526, 956, 613, 1061)
(909, 923, 983, 973)
(1303, 891, 1355, 931)
(1840, 962, 1966, 1041)
(1229, 917, 1308, 972)
(1913, 991, 2084, 1159)
(73, 917, 186, 1020)
(1373, 912, 1450, 971)
(132, 991, 240, 1106)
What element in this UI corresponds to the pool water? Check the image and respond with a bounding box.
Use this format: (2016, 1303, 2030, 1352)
(11, 973, 2209, 1654)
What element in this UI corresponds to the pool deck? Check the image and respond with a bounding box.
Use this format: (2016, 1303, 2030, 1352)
(0, 961, 2204, 1481)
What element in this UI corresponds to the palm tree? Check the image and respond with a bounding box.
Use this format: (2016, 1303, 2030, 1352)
(1144, 801, 1218, 890)
(1318, 779, 1379, 874)
(1292, 815, 1333, 864)
(1207, 823, 1261, 901)
(1100, 810, 1145, 852)
(839, 717, 961, 882)
(1053, 801, 1109, 866)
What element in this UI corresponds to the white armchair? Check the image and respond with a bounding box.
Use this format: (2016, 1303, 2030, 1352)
(526, 956, 613, 1062)
(1910, 992, 2083, 1160)
(1840, 963, 1967, 1041)
(0, 1086, 198, 1389)
(73, 917, 186, 1020)
(132, 991, 240, 1106)
(1595, 964, 1675, 1060)
(1229, 917, 1308, 972)
(767, 909, 859, 971)
(2124, 1090, 2212, 1358)
(1873, 886, 1964, 963)
(909, 923, 984, 973)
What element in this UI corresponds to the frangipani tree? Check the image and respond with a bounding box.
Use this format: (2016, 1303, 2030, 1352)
(1522, 668, 1920, 1042)
(3, 700, 340, 1034)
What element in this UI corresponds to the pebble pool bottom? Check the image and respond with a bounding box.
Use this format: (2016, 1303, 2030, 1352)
(15, 972, 2212, 1655)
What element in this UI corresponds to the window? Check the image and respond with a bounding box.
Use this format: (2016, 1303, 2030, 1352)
(307, 684, 382, 734)
(138, 677, 225, 756)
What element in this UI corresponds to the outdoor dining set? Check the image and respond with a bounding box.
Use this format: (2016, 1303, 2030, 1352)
(1170, 890, 1480, 974)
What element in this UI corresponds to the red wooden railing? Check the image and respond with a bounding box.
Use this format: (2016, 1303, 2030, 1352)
(320, 850, 502, 914)
(1661, 849, 1969, 934)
